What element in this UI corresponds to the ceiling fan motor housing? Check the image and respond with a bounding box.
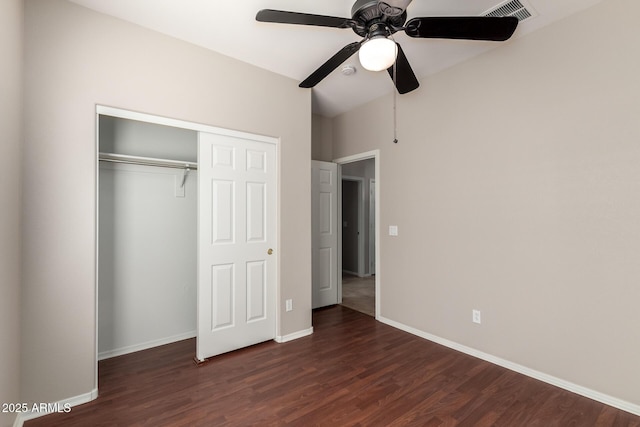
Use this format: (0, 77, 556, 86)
(351, 0, 407, 37)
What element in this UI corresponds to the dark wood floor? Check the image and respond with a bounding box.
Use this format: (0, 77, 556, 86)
(28, 306, 639, 426)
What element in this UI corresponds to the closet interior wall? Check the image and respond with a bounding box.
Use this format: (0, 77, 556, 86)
(98, 115, 198, 360)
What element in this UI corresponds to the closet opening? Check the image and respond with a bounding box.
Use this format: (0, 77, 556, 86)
(97, 114, 198, 362)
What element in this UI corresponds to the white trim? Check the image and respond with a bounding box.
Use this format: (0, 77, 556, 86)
(275, 327, 314, 343)
(341, 269, 360, 277)
(337, 166, 343, 303)
(93, 109, 100, 408)
(274, 138, 282, 349)
(377, 315, 640, 417)
(368, 178, 376, 275)
(14, 388, 99, 426)
(333, 150, 379, 165)
(98, 330, 197, 361)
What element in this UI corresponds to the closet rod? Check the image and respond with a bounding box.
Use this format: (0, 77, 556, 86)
(98, 152, 197, 170)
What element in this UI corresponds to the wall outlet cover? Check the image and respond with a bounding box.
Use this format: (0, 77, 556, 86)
(472, 309, 481, 324)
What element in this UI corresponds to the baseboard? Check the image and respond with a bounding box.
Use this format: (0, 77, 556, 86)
(377, 316, 640, 417)
(341, 269, 360, 277)
(14, 388, 98, 426)
(342, 270, 371, 278)
(275, 327, 313, 343)
(98, 330, 196, 360)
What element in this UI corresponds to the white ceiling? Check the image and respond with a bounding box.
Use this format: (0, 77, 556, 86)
(68, 0, 603, 117)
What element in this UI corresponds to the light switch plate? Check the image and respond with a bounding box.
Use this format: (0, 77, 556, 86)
(389, 225, 398, 236)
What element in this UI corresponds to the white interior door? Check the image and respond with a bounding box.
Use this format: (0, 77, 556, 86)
(197, 132, 276, 361)
(311, 160, 338, 308)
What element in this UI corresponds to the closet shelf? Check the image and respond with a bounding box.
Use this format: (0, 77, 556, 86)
(99, 152, 197, 170)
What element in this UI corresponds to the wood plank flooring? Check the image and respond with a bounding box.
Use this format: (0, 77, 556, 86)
(27, 306, 639, 426)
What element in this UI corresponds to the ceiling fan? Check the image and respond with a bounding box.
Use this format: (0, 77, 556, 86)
(256, 0, 518, 94)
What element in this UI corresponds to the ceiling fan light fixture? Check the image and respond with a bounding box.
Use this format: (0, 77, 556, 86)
(359, 36, 397, 72)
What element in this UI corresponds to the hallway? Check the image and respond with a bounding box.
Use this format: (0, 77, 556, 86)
(340, 274, 374, 317)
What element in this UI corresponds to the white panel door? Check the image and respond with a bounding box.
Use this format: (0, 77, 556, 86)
(311, 160, 338, 308)
(197, 132, 276, 361)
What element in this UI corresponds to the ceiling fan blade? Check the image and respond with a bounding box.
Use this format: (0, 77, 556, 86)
(300, 41, 362, 88)
(404, 16, 518, 41)
(387, 43, 419, 94)
(256, 9, 354, 29)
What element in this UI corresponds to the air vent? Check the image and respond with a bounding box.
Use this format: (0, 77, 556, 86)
(482, 0, 536, 22)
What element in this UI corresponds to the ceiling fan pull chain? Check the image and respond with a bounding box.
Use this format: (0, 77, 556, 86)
(393, 60, 398, 144)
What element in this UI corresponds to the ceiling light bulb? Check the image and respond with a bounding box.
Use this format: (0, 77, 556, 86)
(359, 36, 398, 72)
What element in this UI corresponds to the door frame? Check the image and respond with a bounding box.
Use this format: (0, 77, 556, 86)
(368, 178, 376, 275)
(95, 105, 280, 387)
(333, 150, 380, 319)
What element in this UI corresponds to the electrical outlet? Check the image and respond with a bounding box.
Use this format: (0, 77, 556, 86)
(286, 299, 293, 312)
(472, 309, 481, 324)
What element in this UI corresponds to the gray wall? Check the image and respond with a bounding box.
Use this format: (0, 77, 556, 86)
(22, 0, 311, 406)
(99, 115, 197, 161)
(0, 1, 23, 426)
(333, 0, 640, 408)
(311, 114, 333, 161)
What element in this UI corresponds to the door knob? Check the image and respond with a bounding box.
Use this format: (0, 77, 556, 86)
(267, 248, 273, 255)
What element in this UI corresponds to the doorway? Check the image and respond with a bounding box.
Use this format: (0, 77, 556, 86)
(341, 177, 364, 277)
(97, 114, 198, 361)
(335, 152, 379, 318)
